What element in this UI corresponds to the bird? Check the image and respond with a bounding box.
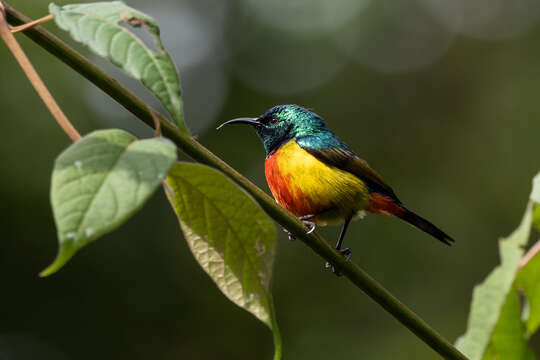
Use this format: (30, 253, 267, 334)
(218, 104, 454, 274)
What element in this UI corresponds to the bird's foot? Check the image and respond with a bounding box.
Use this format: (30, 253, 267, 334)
(299, 215, 316, 234)
(283, 228, 296, 241)
(325, 248, 352, 277)
(302, 220, 316, 234)
(283, 216, 317, 241)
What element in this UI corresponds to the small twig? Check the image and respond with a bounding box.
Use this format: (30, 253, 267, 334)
(151, 109, 162, 137)
(519, 239, 540, 270)
(0, 8, 80, 141)
(9, 13, 52, 33)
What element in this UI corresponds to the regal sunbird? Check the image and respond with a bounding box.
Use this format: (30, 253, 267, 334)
(218, 105, 454, 274)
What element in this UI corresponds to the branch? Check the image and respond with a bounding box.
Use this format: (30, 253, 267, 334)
(520, 238, 540, 270)
(9, 13, 53, 33)
(0, 6, 80, 141)
(4, 4, 467, 360)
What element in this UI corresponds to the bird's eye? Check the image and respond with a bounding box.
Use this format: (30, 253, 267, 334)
(268, 116, 279, 125)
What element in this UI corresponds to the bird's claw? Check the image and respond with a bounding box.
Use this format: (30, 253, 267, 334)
(298, 216, 317, 234)
(283, 217, 316, 241)
(325, 248, 352, 276)
(303, 220, 316, 234)
(283, 228, 296, 241)
(340, 247, 352, 261)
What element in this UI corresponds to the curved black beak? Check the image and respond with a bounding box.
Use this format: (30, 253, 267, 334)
(217, 117, 260, 130)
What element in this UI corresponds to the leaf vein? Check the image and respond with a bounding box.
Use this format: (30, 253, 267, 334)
(72, 139, 137, 234)
(172, 174, 269, 295)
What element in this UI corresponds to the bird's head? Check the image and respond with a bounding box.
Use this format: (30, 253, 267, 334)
(218, 105, 328, 155)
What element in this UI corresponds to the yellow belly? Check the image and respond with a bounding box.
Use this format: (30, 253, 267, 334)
(265, 139, 370, 225)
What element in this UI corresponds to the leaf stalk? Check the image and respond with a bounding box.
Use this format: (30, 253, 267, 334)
(0, 6, 80, 141)
(9, 13, 53, 33)
(520, 238, 540, 270)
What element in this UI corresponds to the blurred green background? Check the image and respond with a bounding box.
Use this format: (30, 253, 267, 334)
(2, 0, 540, 359)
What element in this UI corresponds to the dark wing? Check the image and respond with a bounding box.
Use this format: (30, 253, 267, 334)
(302, 145, 400, 202)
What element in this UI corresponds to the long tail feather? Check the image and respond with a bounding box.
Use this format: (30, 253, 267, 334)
(397, 209, 455, 246)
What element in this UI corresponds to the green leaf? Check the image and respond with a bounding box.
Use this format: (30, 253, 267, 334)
(532, 206, 540, 233)
(531, 173, 540, 204)
(456, 202, 533, 359)
(456, 174, 540, 359)
(41, 129, 177, 276)
(515, 173, 540, 336)
(164, 162, 281, 359)
(516, 241, 540, 335)
(482, 286, 535, 360)
(49, 2, 187, 132)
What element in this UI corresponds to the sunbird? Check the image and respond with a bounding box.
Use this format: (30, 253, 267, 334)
(218, 105, 454, 273)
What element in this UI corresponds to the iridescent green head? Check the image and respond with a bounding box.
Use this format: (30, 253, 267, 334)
(218, 105, 329, 155)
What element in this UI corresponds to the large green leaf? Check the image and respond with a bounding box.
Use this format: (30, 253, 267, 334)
(531, 174, 540, 205)
(164, 162, 281, 359)
(532, 206, 540, 233)
(482, 286, 535, 360)
(456, 174, 540, 359)
(516, 240, 540, 336)
(516, 174, 540, 336)
(41, 129, 177, 276)
(49, 2, 186, 132)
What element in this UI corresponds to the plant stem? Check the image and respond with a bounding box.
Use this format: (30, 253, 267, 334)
(4, 4, 468, 359)
(269, 294, 282, 360)
(9, 13, 53, 33)
(520, 237, 540, 270)
(0, 7, 80, 141)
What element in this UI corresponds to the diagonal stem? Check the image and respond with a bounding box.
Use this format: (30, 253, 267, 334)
(9, 13, 53, 33)
(520, 237, 540, 270)
(3, 3, 468, 360)
(0, 6, 80, 141)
